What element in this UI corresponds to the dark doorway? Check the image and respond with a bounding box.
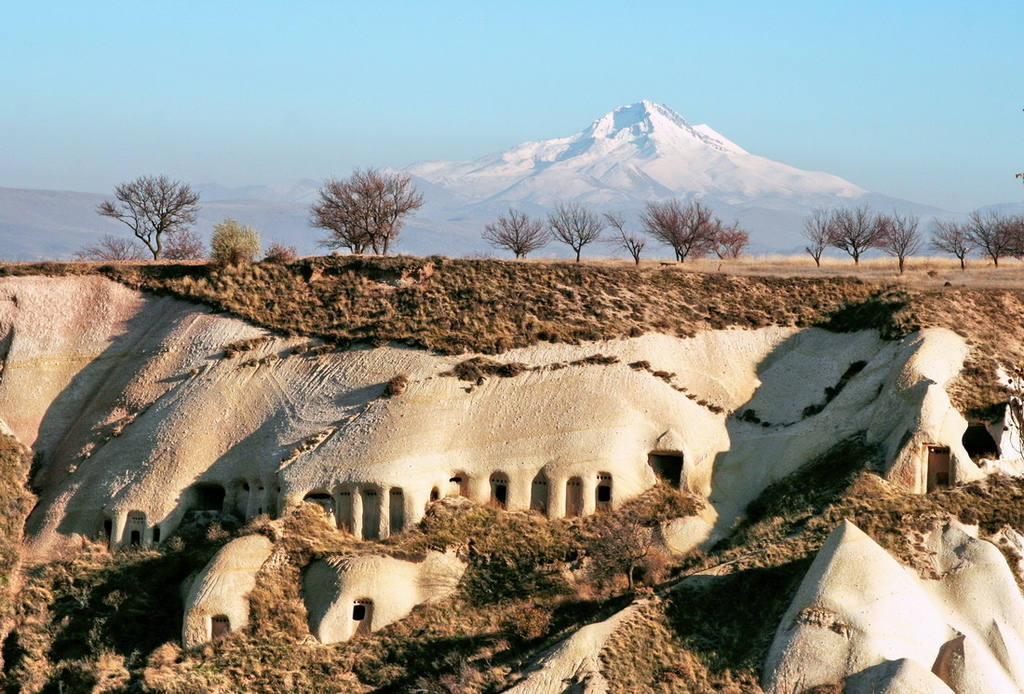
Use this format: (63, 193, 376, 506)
(389, 488, 405, 534)
(962, 424, 998, 460)
(927, 446, 952, 492)
(194, 484, 226, 513)
(490, 473, 509, 509)
(103, 519, 112, 541)
(211, 615, 230, 639)
(566, 477, 583, 517)
(530, 472, 548, 514)
(353, 600, 374, 636)
(362, 489, 380, 541)
(130, 530, 141, 546)
(648, 453, 683, 487)
(152, 527, 161, 543)
(596, 473, 612, 511)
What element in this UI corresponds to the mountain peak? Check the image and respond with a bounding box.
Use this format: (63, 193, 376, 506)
(582, 101, 745, 155)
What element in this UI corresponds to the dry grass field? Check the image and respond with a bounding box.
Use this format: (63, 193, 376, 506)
(536, 253, 1024, 291)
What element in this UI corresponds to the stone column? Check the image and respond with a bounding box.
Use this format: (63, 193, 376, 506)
(582, 476, 598, 517)
(549, 477, 567, 519)
(351, 488, 364, 540)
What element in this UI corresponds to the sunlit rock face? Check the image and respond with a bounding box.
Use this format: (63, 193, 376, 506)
(763, 519, 1024, 694)
(1, 276, 975, 564)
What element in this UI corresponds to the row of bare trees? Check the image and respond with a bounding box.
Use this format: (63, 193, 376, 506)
(482, 199, 749, 264)
(803, 205, 1024, 272)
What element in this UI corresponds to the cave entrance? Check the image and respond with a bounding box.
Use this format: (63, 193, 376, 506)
(962, 424, 998, 460)
(449, 473, 470, 498)
(211, 615, 231, 640)
(193, 484, 225, 513)
(303, 491, 335, 519)
(352, 599, 374, 636)
(490, 473, 509, 509)
(566, 477, 583, 517)
(648, 453, 683, 487)
(596, 473, 613, 512)
(926, 445, 952, 492)
(389, 488, 405, 534)
(530, 472, 548, 515)
(362, 489, 380, 541)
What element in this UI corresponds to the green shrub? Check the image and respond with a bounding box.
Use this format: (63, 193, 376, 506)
(210, 218, 261, 267)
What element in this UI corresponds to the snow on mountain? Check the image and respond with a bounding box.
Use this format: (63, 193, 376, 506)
(0, 101, 953, 259)
(405, 100, 868, 212)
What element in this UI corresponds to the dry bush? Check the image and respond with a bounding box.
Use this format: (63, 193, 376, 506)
(382, 373, 409, 397)
(263, 242, 298, 263)
(499, 602, 552, 643)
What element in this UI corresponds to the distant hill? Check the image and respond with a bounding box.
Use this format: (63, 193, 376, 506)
(0, 100, 1005, 260)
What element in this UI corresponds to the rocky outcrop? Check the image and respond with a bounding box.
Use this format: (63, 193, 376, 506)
(182, 534, 273, 649)
(763, 520, 1024, 694)
(0, 276, 978, 564)
(302, 551, 465, 643)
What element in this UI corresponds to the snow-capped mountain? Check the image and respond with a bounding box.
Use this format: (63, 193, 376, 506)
(0, 101, 950, 260)
(405, 100, 869, 213)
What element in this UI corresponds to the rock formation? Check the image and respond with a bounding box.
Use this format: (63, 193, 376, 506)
(763, 519, 1024, 693)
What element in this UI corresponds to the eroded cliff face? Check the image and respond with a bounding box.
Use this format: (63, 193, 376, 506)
(2, 273, 1022, 693)
(0, 276, 976, 566)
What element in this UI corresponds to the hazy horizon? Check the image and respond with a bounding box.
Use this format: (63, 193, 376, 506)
(2, 1, 1023, 214)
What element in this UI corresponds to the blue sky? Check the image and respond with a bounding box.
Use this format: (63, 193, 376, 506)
(2, 0, 1022, 212)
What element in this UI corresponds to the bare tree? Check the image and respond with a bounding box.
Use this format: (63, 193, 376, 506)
(73, 234, 147, 261)
(162, 228, 206, 260)
(483, 209, 549, 258)
(603, 212, 646, 265)
(876, 211, 922, 274)
(310, 169, 424, 255)
(802, 207, 833, 267)
(711, 219, 749, 259)
(639, 199, 716, 263)
(827, 205, 884, 265)
(931, 219, 974, 270)
(547, 202, 604, 262)
(96, 175, 201, 260)
(586, 512, 657, 591)
(964, 210, 1018, 267)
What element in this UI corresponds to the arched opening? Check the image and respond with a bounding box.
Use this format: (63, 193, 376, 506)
(352, 599, 374, 637)
(255, 485, 266, 517)
(566, 477, 584, 517)
(596, 473, 613, 512)
(389, 488, 405, 534)
(489, 472, 509, 509)
(648, 452, 683, 487)
(151, 526, 161, 544)
(448, 473, 470, 498)
(429, 487, 440, 502)
(926, 445, 952, 492)
(126, 510, 146, 547)
(361, 488, 381, 541)
(530, 472, 548, 514)
(102, 518, 112, 542)
(337, 487, 354, 533)
(303, 491, 335, 518)
(192, 483, 225, 513)
(211, 615, 231, 640)
(963, 424, 999, 460)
